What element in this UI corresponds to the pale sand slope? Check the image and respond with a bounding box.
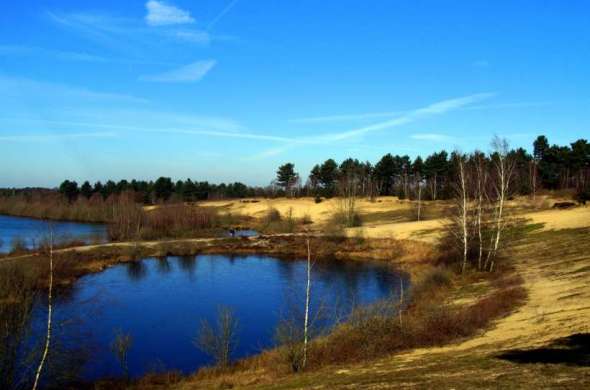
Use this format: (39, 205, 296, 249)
(200, 196, 587, 243)
(346, 205, 590, 242)
(203, 197, 416, 223)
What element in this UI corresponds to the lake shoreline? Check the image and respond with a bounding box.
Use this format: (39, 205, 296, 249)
(1, 233, 429, 290)
(0, 210, 109, 225)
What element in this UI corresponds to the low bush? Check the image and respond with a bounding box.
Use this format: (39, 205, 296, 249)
(108, 204, 219, 241)
(297, 266, 525, 370)
(576, 188, 590, 205)
(301, 213, 313, 225)
(266, 207, 282, 223)
(413, 267, 452, 297)
(9, 237, 28, 254)
(328, 210, 363, 230)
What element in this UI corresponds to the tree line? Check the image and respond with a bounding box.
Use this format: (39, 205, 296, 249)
(1, 134, 588, 205)
(0, 178, 266, 204)
(275, 135, 590, 202)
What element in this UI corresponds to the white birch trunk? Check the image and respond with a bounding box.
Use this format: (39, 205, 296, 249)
(416, 174, 422, 221)
(32, 228, 53, 390)
(458, 158, 469, 273)
(302, 238, 312, 370)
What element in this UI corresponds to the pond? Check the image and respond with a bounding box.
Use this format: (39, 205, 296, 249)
(0, 214, 108, 253)
(30, 254, 407, 382)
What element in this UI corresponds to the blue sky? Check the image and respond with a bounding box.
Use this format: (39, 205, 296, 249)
(1, 1, 589, 187)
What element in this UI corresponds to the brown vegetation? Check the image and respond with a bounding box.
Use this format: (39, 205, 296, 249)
(0, 190, 115, 223)
(110, 202, 221, 241)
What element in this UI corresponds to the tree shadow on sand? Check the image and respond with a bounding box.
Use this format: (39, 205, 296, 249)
(496, 333, 590, 366)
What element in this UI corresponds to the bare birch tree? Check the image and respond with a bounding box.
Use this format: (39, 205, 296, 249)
(339, 169, 359, 227)
(415, 172, 423, 221)
(398, 276, 404, 328)
(302, 237, 312, 370)
(529, 159, 537, 201)
(32, 225, 54, 390)
(452, 153, 470, 273)
(472, 152, 488, 271)
(485, 137, 515, 272)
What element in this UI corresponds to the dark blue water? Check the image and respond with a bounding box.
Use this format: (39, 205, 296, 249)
(0, 214, 108, 253)
(33, 254, 405, 381)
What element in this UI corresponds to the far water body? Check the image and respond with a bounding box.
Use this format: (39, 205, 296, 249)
(30, 254, 408, 382)
(0, 214, 108, 253)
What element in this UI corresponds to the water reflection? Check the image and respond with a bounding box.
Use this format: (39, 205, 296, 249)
(126, 261, 147, 281)
(35, 254, 406, 383)
(177, 255, 198, 276)
(155, 256, 171, 274)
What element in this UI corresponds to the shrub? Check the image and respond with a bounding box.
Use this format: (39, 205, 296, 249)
(0, 265, 37, 389)
(194, 306, 240, 368)
(266, 207, 282, 223)
(109, 204, 219, 241)
(576, 188, 590, 205)
(284, 207, 296, 233)
(304, 269, 525, 370)
(301, 213, 313, 225)
(421, 267, 452, 290)
(350, 212, 363, 227)
(328, 210, 363, 229)
(9, 237, 28, 254)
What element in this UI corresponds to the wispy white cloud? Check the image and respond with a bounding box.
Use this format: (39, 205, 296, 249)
(251, 93, 495, 159)
(1, 113, 293, 143)
(174, 30, 210, 44)
(0, 91, 495, 160)
(0, 132, 116, 142)
(48, 10, 210, 53)
(465, 101, 551, 111)
(290, 110, 406, 124)
(2, 106, 247, 133)
(291, 97, 547, 124)
(145, 1, 194, 26)
(312, 93, 495, 143)
(0, 44, 109, 62)
(0, 75, 149, 104)
(0, 44, 176, 66)
(140, 60, 216, 82)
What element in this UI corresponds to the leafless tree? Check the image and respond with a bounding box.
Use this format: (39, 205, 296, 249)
(472, 151, 489, 271)
(398, 276, 404, 328)
(339, 172, 359, 228)
(451, 153, 470, 273)
(32, 225, 54, 390)
(194, 306, 239, 368)
(529, 159, 537, 201)
(485, 136, 515, 272)
(414, 172, 423, 221)
(302, 237, 313, 369)
(111, 329, 133, 379)
(274, 236, 321, 372)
